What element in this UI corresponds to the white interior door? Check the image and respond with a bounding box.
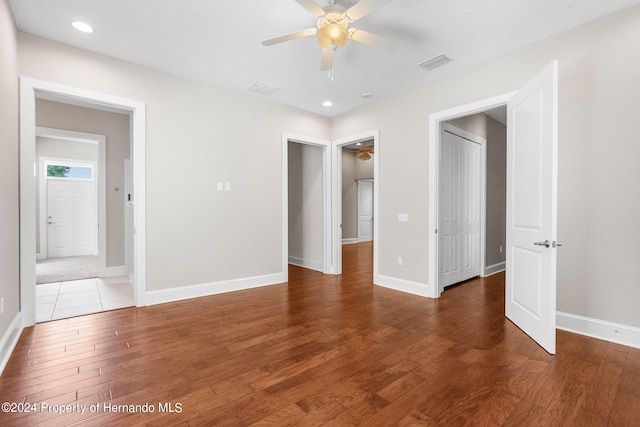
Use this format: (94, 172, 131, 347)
(506, 61, 558, 354)
(439, 129, 481, 287)
(357, 179, 374, 242)
(440, 131, 462, 286)
(47, 179, 93, 257)
(461, 137, 481, 280)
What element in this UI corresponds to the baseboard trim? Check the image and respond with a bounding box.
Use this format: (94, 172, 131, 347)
(288, 257, 323, 273)
(144, 273, 285, 306)
(375, 274, 432, 298)
(484, 262, 505, 277)
(342, 238, 359, 245)
(557, 311, 640, 349)
(0, 312, 24, 375)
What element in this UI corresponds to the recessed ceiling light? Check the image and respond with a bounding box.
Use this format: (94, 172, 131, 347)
(322, 101, 333, 107)
(356, 142, 362, 146)
(72, 21, 94, 33)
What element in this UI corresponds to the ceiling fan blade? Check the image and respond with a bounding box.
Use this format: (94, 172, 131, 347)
(345, 0, 394, 21)
(348, 28, 393, 50)
(320, 48, 331, 71)
(295, 0, 326, 17)
(261, 28, 317, 46)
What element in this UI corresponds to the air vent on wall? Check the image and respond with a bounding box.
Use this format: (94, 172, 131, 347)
(418, 54, 451, 71)
(247, 80, 280, 96)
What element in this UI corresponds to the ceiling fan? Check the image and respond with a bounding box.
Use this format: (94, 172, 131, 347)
(357, 143, 374, 161)
(262, 0, 393, 77)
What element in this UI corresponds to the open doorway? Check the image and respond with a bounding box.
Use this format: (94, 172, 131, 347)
(33, 100, 134, 322)
(282, 133, 332, 281)
(429, 62, 559, 354)
(287, 141, 325, 273)
(19, 78, 147, 327)
(438, 108, 507, 291)
(428, 93, 513, 298)
(333, 130, 379, 278)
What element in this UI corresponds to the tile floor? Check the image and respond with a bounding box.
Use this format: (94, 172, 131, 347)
(36, 276, 134, 323)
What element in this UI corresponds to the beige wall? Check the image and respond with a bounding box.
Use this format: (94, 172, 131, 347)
(0, 0, 19, 341)
(342, 149, 374, 240)
(7, 2, 640, 334)
(35, 100, 130, 267)
(18, 32, 331, 291)
(448, 113, 507, 269)
(288, 142, 324, 268)
(35, 136, 99, 255)
(332, 5, 640, 327)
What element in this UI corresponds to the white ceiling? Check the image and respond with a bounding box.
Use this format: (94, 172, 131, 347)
(9, 0, 640, 117)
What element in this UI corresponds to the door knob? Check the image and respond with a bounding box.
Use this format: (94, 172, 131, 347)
(48, 221, 55, 225)
(534, 240, 550, 248)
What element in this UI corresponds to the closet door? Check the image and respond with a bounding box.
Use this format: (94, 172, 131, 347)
(439, 129, 481, 288)
(439, 131, 463, 287)
(461, 140, 481, 280)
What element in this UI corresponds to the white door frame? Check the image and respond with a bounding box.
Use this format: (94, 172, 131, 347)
(40, 156, 99, 258)
(281, 133, 332, 281)
(428, 93, 514, 298)
(36, 127, 105, 267)
(20, 77, 146, 326)
(332, 130, 380, 278)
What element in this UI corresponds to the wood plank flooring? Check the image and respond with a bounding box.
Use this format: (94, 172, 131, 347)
(1, 242, 639, 426)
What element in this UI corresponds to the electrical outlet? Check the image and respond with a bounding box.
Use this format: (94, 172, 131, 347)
(0, 297, 4, 315)
(397, 257, 403, 266)
(499, 245, 503, 253)
(225, 182, 231, 191)
(217, 182, 223, 191)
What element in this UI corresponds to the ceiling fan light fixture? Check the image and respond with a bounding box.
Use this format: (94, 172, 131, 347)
(357, 145, 374, 161)
(317, 23, 349, 49)
(358, 151, 371, 161)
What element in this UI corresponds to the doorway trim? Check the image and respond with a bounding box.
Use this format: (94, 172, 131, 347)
(20, 77, 146, 326)
(282, 133, 332, 281)
(428, 92, 514, 298)
(333, 130, 379, 278)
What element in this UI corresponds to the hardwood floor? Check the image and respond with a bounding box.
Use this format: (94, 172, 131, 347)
(1, 242, 639, 426)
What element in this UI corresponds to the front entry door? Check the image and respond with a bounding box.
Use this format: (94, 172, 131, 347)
(506, 61, 559, 354)
(47, 179, 93, 257)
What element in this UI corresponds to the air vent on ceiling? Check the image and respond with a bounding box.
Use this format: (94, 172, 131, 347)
(418, 54, 451, 71)
(247, 80, 280, 96)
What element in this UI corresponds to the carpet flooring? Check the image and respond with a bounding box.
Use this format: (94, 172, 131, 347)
(36, 256, 99, 284)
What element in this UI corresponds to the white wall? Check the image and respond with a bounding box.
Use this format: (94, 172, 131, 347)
(332, 5, 640, 328)
(17, 32, 331, 292)
(288, 142, 324, 270)
(0, 0, 20, 348)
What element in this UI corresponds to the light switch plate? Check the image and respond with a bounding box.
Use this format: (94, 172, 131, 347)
(398, 213, 409, 223)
